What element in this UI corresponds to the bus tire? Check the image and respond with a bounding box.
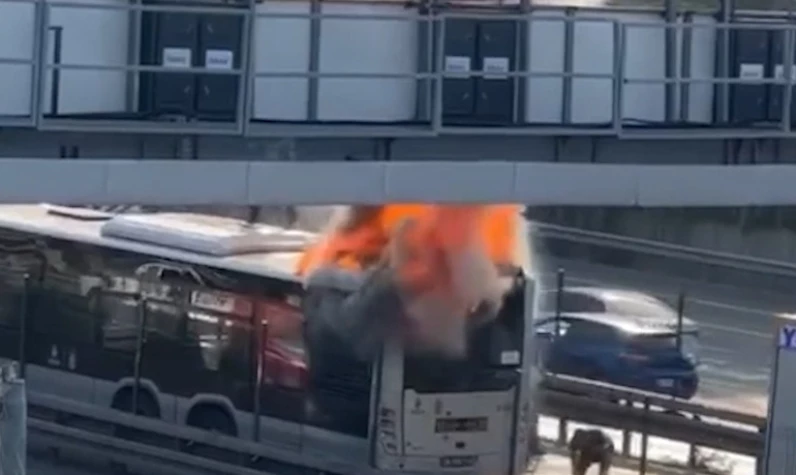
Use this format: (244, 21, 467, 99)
(186, 405, 236, 436)
(111, 388, 160, 418)
(109, 386, 160, 473)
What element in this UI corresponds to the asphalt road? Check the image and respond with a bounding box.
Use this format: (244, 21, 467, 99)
(542, 258, 786, 416)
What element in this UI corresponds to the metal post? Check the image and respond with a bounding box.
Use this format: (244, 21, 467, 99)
(241, 0, 258, 135)
(235, 1, 255, 135)
(0, 368, 27, 475)
(621, 399, 632, 456)
(306, 0, 322, 121)
(251, 308, 264, 442)
(414, 3, 434, 123)
(36, 2, 52, 125)
(679, 14, 694, 123)
(131, 296, 148, 415)
(513, 0, 531, 124)
(30, 0, 45, 127)
(664, 0, 677, 122)
(431, 15, 445, 131)
(715, 0, 734, 124)
(675, 291, 685, 353)
(688, 414, 701, 467)
(611, 21, 625, 134)
(17, 275, 30, 380)
(639, 397, 650, 475)
(561, 9, 575, 125)
(554, 267, 564, 338)
(782, 28, 795, 132)
(48, 25, 63, 116)
(557, 418, 567, 446)
(125, 0, 142, 113)
(674, 291, 685, 400)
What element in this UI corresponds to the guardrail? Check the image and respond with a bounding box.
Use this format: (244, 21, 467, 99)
(541, 374, 764, 465)
(26, 375, 764, 475)
(533, 220, 796, 277)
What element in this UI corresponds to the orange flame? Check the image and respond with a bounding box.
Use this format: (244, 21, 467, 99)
(296, 204, 526, 356)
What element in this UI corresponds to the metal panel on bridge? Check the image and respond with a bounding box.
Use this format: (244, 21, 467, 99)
(4, 0, 796, 139)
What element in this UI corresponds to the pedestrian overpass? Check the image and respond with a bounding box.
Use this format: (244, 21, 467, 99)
(2, 0, 796, 203)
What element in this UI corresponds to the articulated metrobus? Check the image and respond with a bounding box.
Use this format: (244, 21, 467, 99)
(0, 204, 536, 475)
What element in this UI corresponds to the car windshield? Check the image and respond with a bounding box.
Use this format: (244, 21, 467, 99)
(604, 295, 675, 318)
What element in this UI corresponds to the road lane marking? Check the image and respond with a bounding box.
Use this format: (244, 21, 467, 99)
(698, 322, 770, 339)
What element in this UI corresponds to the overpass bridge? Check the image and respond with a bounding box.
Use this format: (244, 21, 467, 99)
(2, 0, 796, 202)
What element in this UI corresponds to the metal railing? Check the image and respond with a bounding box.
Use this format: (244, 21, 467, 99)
(25, 375, 763, 475)
(532, 219, 796, 294)
(540, 374, 764, 458)
(534, 220, 796, 277)
(3, 0, 796, 137)
(0, 364, 26, 475)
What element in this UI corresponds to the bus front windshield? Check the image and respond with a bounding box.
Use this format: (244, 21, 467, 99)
(403, 274, 526, 393)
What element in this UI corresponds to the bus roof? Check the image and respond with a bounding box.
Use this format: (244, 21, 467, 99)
(0, 204, 318, 282)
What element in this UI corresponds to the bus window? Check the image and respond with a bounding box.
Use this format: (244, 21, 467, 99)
(0, 257, 36, 331)
(100, 284, 141, 353)
(34, 241, 101, 346)
(137, 283, 238, 399)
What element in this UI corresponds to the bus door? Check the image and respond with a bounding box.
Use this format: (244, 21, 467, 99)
(370, 336, 405, 471)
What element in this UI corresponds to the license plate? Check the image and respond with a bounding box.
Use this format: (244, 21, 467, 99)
(440, 456, 478, 468)
(435, 417, 488, 433)
(191, 290, 235, 312)
(657, 378, 674, 388)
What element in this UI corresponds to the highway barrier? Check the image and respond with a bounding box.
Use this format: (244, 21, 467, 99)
(533, 221, 796, 277)
(26, 374, 765, 475)
(532, 220, 796, 292)
(540, 374, 764, 468)
(0, 365, 25, 475)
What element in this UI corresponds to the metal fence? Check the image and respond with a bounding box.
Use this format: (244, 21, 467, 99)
(532, 219, 796, 293)
(4, 0, 796, 137)
(24, 374, 764, 475)
(0, 364, 26, 475)
(527, 219, 794, 474)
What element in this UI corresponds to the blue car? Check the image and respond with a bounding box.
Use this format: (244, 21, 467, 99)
(534, 287, 700, 400)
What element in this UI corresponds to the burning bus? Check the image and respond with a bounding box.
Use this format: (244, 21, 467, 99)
(0, 203, 537, 475)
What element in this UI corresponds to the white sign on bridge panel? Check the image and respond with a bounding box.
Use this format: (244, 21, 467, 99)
(764, 323, 796, 474)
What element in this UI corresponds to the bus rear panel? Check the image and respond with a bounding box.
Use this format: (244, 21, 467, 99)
(369, 273, 529, 474)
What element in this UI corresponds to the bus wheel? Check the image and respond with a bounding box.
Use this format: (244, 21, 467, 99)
(184, 406, 237, 462)
(111, 389, 160, 418)
(186, 406, 236, 436)
(110, 389, 160, 473)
